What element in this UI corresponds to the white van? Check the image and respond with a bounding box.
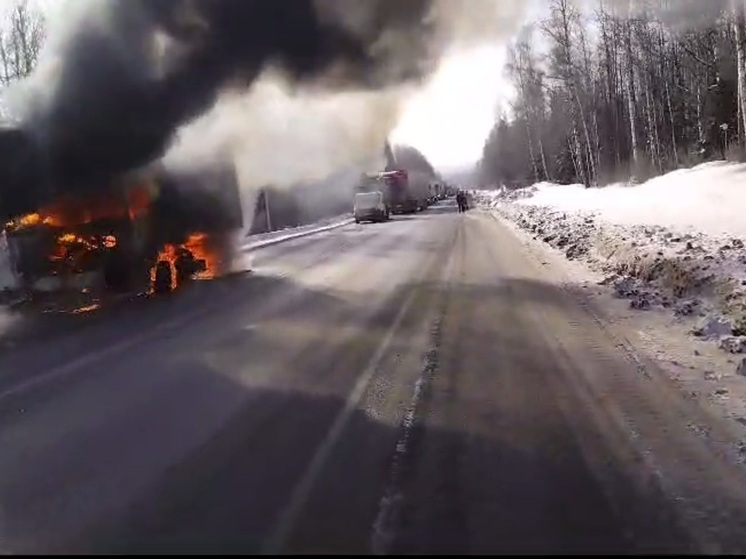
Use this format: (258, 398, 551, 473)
(354, 191, 390, 223)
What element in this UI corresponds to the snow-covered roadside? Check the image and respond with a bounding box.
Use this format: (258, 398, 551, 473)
(476, 162, 746, 428)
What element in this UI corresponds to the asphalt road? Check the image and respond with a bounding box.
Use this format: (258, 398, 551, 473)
(2, 200, 746, 553)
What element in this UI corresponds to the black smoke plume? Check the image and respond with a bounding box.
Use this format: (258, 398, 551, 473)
(1, 0, 449, 220)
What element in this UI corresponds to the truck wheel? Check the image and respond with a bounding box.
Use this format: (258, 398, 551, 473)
(175, 250, 198, 285)
(153, 261, 173, 295)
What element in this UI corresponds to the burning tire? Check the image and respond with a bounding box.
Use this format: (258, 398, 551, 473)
(174, 249, 196, 285)
(153, 260, 173, 295)
(175, 248, 208, 285)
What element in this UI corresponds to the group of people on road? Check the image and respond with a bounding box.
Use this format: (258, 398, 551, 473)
(456, 190, 470, 213)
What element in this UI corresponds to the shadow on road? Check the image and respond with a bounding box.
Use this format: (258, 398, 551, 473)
(47, 276, 700, 555)
(424, 202, 460, 215)
(0, 272, 367, 398)
(69, 384, 639, 555)
(0, 266, 710, 555)
(73, 376, 695, 554)
(0, 272, 256, 351)
(390, 207, 458, 222)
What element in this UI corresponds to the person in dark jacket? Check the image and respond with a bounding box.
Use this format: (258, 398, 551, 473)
(456, 190, 467, 213)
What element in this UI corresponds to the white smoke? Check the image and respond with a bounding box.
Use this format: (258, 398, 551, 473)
(163, 0, 529, 210)
(163, 74, 410, 183)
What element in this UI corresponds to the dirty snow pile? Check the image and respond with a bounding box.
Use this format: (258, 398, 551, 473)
(476, 161, 746, 367)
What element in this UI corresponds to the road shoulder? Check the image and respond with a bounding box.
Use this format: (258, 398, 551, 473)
(396, 211, 746, 553)
(488, 208, 746, 442)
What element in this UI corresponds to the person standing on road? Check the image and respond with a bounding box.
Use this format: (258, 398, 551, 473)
(456, 190, 466, 213)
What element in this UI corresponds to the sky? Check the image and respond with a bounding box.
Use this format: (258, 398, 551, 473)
(391, 0, 546, 172)
(390, 45, 513, 173)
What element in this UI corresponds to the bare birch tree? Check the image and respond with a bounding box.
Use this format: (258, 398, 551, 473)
(0, 0, 45, 86)
(482, 0, 743, 189)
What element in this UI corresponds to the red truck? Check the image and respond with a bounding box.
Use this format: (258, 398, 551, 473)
(357, 169, 430, 215)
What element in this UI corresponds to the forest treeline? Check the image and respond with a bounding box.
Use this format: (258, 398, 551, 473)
(481, 0, 746, 189)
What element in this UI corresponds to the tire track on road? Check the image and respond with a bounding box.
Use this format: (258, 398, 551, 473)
(370, 217, 463, 554)
(262, 231, 454, 553)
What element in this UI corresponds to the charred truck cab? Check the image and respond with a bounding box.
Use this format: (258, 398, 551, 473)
(5, 181, 151, 295)
(0, 126, 244, 300)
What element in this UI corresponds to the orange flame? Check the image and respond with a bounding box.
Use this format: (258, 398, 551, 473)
(149, 232, 220, 293)
(5, 182, 154, 233)
(21, 213, 41, 227)
(150, 243, 179, 292)
(47, 233, 98, 266)
(58, 233, 91, 245)
(72, 303, 101, 314)
(183, 232, 218, 280)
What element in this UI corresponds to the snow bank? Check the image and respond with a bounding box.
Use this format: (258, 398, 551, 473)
(476, 162, 746, 371)
(518, 161, 746, 237)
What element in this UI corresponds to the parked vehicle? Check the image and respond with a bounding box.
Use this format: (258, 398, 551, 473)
(356, 168, 434, 215)
(354, 191, 389, 223)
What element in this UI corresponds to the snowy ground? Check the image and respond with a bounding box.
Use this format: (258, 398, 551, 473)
(476, 162, 746, 428)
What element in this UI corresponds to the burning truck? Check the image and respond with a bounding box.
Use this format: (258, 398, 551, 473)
(0, 126, 244, 301)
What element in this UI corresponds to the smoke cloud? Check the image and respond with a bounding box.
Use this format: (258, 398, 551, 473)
(163, 73, 408, 191)
(1, 0, 526, 223)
